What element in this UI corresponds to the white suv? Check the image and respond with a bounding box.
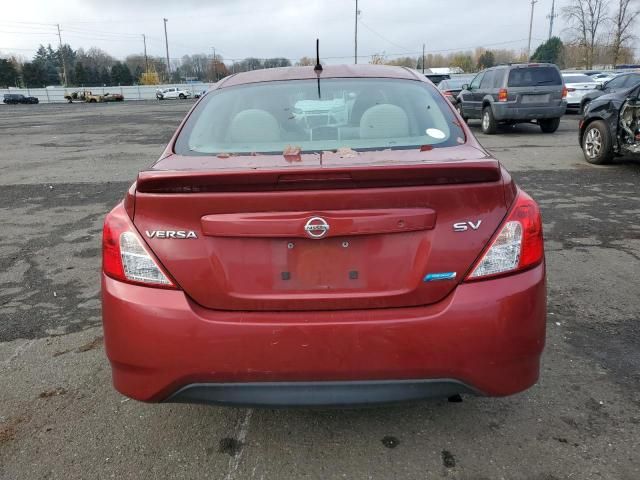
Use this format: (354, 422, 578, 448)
(156, 87, 192, 100)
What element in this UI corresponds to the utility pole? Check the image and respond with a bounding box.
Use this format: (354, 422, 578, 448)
(354, 0, 359, 64)
(142, 34, 149, 72)
(527, 0, 538, 61)
(547, 0, 558, 40)
(163, 18, 171, 79)
(56, 24, 68, 86)
(422, 43, 426, 74)
(212, 47, 217, 81)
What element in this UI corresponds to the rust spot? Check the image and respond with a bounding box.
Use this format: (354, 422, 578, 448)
(76, 336, 103, 353)
(0, 416, 27, 444)
(39, 388, 67, 399)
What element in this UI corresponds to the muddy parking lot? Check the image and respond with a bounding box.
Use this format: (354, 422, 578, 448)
(0, 101, 639, 480)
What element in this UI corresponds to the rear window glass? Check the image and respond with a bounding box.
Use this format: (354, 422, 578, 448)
(175, 78, 465, 156)
(508, 67, 562, 87)
(439, 78, 473, 89)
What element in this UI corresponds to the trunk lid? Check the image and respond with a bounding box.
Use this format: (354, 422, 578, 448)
(133, 148, 508, 311)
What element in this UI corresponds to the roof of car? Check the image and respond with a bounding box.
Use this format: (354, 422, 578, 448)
(218, 64, 423, 89)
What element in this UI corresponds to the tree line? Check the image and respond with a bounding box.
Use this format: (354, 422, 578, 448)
(0, 44, 302, 88)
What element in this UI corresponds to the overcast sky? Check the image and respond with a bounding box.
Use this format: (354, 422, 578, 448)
(0, 0, 568, 63)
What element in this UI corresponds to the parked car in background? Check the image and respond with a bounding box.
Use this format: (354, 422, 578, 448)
(425, 73, 450, 86)
(591, 72, 618, 85)
(156, 87, 192, 100)
(579, 72, 640, 114)
(194, 89, 208, 99)
(580, 84, 640, 164)
(102, 64, 546, 407)
(457, 63, 567, 134)
(437, 75, 476, 103)
(3, 93, 39, 104)
(562, 73, 598, 111)
(64, 90, 124, 103)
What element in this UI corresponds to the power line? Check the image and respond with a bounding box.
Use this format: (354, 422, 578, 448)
(0, 30, 58, 36)
(358, 19, 412, 53)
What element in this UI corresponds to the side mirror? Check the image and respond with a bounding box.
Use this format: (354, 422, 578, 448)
(597, 84, 604, 90)
(462, 84, 469, 90)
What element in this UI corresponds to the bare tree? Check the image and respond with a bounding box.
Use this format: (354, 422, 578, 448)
(562, 0, 609, 68)
(611, 0, 640, 65)
(295, 57, 315, 67)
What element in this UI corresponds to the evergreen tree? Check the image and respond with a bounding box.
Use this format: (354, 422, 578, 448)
(111, 62, 133, 85)
(22, 62, 48, 87)
(133, 65, 144, 84)
(33, 44, 61, 85)
(531, 37, 564, 67)
(477, 51, 496, 70)
(99, 66, 111, 86)
(0, 58, 19, 87)
(75, 62, 87, 86)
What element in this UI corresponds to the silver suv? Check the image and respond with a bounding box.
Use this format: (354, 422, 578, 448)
(456, 63, 567, 134)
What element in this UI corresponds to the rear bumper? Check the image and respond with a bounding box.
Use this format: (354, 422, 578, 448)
(102, 263, 547, 405)
(167, 380, 478, 407)
(493, 103, 566, 121)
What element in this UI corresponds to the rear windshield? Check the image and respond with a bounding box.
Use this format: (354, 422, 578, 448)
(439, 77, 474, 89)
(175, 78, 465, 155)
(508, 67, 562, 87)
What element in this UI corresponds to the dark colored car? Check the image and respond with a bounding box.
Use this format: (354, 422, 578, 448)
(579, 72, 640, 114)
(102, 64, 546, 407)
(457, 63, 567, 134)
(579, 84, 640, 164)
(3, 93, 39, 104)
(425, 73, 450, 86)
(437, 75, 476, 103)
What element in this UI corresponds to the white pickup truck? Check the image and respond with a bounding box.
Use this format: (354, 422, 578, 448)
(156, 87, 192, 100)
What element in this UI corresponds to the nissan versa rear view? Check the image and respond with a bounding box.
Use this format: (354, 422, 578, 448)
(101, 64, 546, 407)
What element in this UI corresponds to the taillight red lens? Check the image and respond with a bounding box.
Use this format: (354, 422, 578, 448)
(102, 213, 126, 281)
(562, 86, 568, 98)
(466, 191, 543, 281)
(498, 89, 508, 102)
(102, 205, 177, 289)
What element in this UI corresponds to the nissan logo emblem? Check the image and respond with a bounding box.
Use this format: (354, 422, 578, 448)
(304, 217, 330, 239)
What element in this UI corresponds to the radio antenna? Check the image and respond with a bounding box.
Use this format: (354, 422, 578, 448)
(314, 38, 322, 72)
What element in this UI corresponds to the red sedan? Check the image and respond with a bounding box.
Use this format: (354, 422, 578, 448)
(102, 64, 546, 407)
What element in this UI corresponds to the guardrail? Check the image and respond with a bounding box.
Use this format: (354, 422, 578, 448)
(0, 83, 215, 104)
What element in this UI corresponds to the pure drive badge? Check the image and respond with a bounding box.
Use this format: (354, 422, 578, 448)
(146, 230, 198, 239)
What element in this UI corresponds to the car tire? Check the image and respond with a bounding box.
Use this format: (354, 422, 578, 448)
(539, 118, 560, 133)
(481, 106, 497, 134)
(179, 93, 186, 99)
(582, 120, 614, 165)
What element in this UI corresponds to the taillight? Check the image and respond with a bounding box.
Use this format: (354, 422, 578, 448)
(498, 89, 508, 102)
(562, 86, 568, 98)
(465, 191, 543, 281)
(102, 205, 177, 289)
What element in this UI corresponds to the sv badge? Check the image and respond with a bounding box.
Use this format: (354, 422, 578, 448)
(453, 220, 482, 232)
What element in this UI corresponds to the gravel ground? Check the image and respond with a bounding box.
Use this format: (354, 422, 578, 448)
(0, 101, 639, 480)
